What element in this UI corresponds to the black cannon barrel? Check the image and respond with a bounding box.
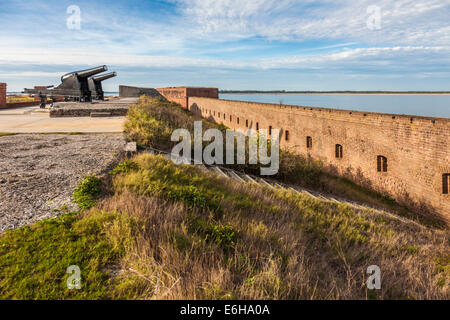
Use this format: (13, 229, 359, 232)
(76, 65, 108, 78)
(91, 72, 117, 82)
(61, 65, 108, 81)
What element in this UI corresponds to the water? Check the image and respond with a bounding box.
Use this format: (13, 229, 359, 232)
(219, 94, 450, 118)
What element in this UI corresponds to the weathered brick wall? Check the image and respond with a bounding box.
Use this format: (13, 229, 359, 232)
(186, 87, 219, 99)
(157, 88, 188, 107)
(157, 87, 219, 108)
(189, 97, 450, 223)
(0, 83, 6, 108)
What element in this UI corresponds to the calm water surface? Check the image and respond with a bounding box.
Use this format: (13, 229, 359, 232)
(219, 94, 450, 118)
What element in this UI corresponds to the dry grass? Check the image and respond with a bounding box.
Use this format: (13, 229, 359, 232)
(6, 95, 34, 103)
(95, 154, 449, 300)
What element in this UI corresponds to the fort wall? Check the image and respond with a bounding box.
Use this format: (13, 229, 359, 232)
(157, 87, 218, 108)
(187, 96, 450, 222)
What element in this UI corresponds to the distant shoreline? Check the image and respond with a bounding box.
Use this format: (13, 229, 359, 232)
(220, 91, 450, 95)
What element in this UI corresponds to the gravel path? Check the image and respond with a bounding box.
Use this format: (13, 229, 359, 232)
(0, 134, 127, 232)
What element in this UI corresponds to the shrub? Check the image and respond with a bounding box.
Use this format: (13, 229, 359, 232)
(73, 175, 102, 210)
(124, 105, 173, 149)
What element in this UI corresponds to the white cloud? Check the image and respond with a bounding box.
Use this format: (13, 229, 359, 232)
(176, 0, 450, 45)
(1, 45, 448, 72)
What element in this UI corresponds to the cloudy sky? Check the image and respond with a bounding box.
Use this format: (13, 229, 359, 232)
(0, 0, 449, 91)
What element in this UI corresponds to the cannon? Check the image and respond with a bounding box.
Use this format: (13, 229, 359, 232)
(24, 65, 117, 108)
(88, 72, 117, 101)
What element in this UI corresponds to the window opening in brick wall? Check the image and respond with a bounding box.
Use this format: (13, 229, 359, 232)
(443, 174, 450, 194)
(377, 155, 388, 172)
(306, 136, 312, 149)
(335, 144, 343, 158)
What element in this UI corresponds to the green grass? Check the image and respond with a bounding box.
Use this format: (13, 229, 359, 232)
(113, 155, 224, 213)
(0, 211, 124, 299)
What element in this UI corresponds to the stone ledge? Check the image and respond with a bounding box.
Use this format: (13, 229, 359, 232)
(49, 99, 136, 118)
(50, 107, 128, 118)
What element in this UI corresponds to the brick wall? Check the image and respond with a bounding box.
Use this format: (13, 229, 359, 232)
(0, 83, 6, 108)
(157, 87, 218, 108)
(186, 87, 219, 99)
(157, 87, 188, 108)
(189, 97, 450, 223)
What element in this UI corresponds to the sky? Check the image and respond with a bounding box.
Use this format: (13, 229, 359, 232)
(0, 0, 449, 92)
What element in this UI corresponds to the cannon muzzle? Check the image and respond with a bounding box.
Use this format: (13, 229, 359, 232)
(91, 72, 117, 82)
(61, 65, 108, 81)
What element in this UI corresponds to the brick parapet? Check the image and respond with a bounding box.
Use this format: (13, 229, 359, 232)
(157, 87, 219, 108)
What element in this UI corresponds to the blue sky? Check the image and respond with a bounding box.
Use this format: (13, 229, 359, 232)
(0, 0, 449, 91)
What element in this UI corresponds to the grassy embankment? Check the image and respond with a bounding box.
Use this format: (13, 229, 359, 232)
(0, 97, 448, 299)
(124, 97, 441, 226)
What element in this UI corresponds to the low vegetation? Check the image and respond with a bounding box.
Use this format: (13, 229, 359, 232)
(0, 211, 121, 299)
(1, 155, 448, 299)
(125, 96, 225, 150)
(0, 97, 447, 300)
